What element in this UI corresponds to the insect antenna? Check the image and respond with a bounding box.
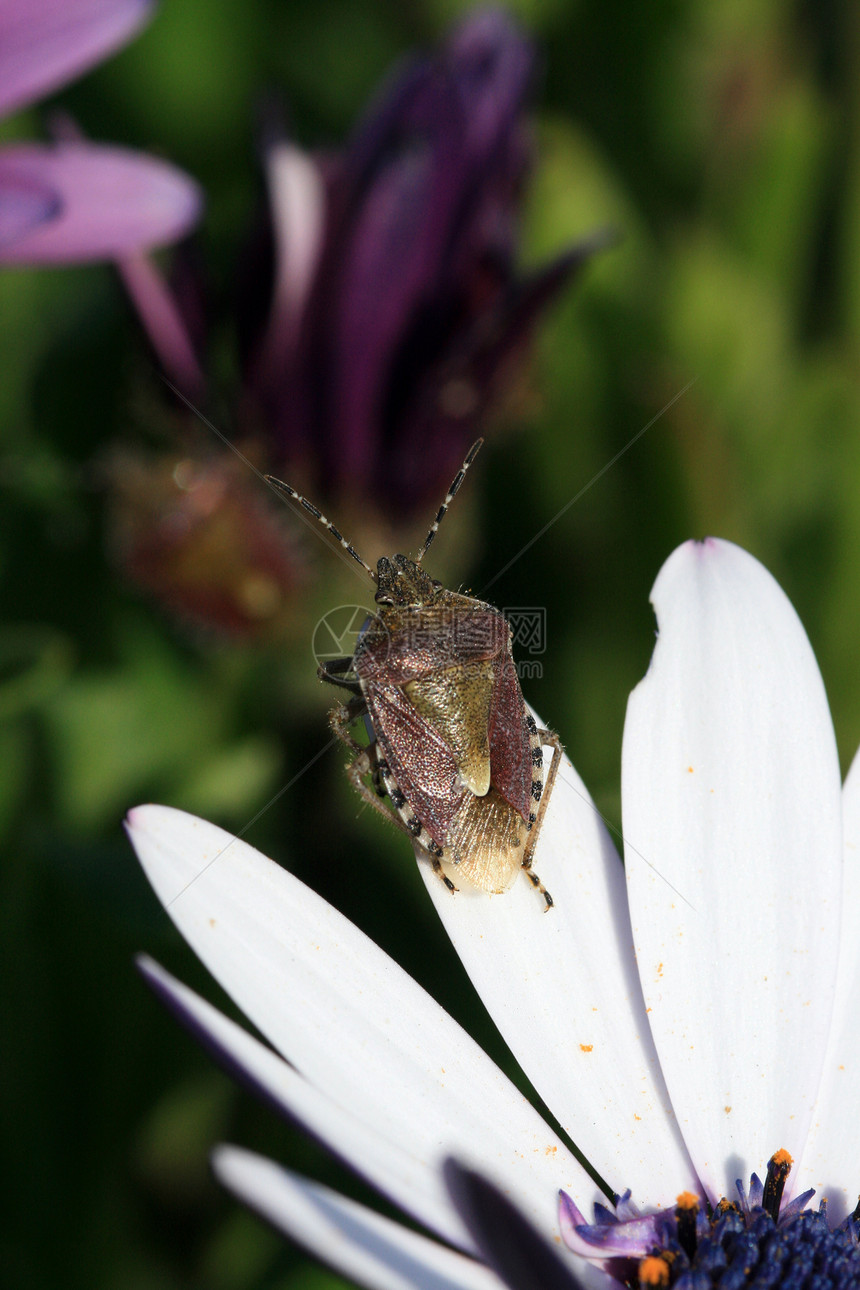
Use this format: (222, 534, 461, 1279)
(265, 475, 377, 582)
(415, 438, 483, 565)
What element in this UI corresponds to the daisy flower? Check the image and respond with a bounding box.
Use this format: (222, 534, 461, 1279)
(126, 537, 860, 1289)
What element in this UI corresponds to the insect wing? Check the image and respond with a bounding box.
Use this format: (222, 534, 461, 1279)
(487, 648, 532, 822)
(356, 608, 508, 685)
(366, 683, 465, 846)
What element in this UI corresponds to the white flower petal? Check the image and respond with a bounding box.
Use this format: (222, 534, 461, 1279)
(420, 749, 699, 1208)
(622, 539, 842, 1203)
(127, 805, 592, 1243)
(138, 955, 475, 1247)
(211, 1146, 504, 1290)
(795, 745, 860, 1219)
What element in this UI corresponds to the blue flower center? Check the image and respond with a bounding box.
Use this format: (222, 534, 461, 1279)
(565, 1153, 860, 1289)
(656, 1204, 860, 1288)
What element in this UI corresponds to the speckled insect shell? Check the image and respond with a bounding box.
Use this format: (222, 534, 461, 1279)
(354, 555, 546, 896)
(266, 440, 561, 907)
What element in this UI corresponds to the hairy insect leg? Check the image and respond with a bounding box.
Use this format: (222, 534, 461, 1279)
(522, 728, 564, 911)
(330, 699, 389, 806)
(328, 702, 458, 892)
(329, 701, 396, 822)
(328, 698, 368, 756)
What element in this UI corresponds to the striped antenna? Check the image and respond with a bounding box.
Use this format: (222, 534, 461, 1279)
(415, 438, 483, 565)
(265, 475, 377, 582)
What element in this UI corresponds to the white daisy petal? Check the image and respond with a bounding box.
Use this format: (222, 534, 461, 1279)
(138, 954, 474, 1246)
(795, 745, 860, 1219)
(211, 1146, 504, 1290)
(622, 539, 842, 1203)
(127, 805, 592, 1243)
(420, 749, 699, 1208)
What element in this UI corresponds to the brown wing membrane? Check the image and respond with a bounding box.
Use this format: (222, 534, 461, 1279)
(487, 648, 532, 822)
(366, 683, 465, 846)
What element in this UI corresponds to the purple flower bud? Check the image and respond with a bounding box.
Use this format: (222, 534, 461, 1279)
(241, 8, 606, 513)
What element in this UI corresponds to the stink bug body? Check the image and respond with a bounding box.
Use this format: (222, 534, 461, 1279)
(267, 441, 562, 908)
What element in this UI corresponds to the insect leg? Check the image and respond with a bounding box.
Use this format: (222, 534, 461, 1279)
(329, 702, 397, 823)
(521, 727, 564, 911)
(318, 657, 362, 695)
(431, 852, 457, 894)
(328, 698, 369, 755)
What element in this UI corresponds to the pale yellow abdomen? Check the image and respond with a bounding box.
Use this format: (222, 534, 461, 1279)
(445, 787, 528, 893)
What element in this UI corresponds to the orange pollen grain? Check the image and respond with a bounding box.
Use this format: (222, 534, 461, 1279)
(580, 1043, 593, 1053)
(675, 1191, 699, 1211)
(772, 1148, 793, 1168)
(639, 1255, 670, 1286)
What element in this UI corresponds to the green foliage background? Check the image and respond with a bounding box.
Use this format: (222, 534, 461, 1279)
(2, 1, 859, 1287)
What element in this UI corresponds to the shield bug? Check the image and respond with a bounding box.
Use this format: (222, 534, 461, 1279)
(266, 441, 562, 908)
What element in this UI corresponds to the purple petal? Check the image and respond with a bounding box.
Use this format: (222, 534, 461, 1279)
(612, 1192, 639, 1224)
(0, 142, 202, 263)
(118, 252, 205, 399)
(428, 9, 534, 302)
(386, 232, 613, 510)
(780, 1189, 816, 1222)
(325, 71, 469, 489)
(301, 12, 536, 496)
(747, 1174, 764, 1211)
(0, 0, 153, 119)
(566, 1216, 663, 1259)
(446, 9, 534, 166)
(0, 169, 60, 247)
(558, 1192, 670, 1262)
(557, 1193, 590, 1251)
